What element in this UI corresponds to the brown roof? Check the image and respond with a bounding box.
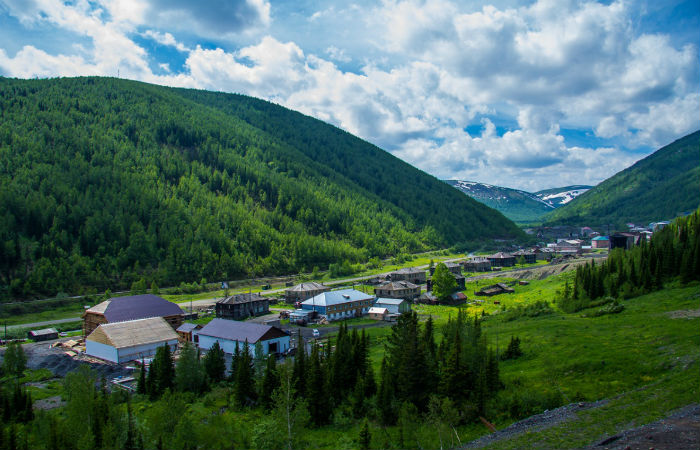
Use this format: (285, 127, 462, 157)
(217, 293, 268, 305)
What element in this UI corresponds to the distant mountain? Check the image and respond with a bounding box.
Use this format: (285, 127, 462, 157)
(534, 186, 592, 207)
(445, 180, 555, 223)
(0, 76, 522, 299)
(544, 130, 700, 227)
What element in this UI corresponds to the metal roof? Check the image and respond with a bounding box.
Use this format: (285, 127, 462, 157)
(488, 252, 514, 258)
(29, 328, 58, 336)
(392, 267, 424, 274)
(368, 307, 388, 314)
(377, 281, 418, 290)
(87, 317, 179, 349)
(176, 323, 201, 333)
(374, 298, 406, 305)
(197, 318, 289, 343)
(217, 293, 268, 305)
(285, 282, 328, 292)
(86, 294, 183, 322)
(301, 289, 373, 307)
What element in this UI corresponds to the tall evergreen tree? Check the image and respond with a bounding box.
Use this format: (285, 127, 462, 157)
(203, 341, 227, 383)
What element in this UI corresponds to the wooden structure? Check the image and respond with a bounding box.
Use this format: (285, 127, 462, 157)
(475, 283, 515, 297)
(462, 258, 491, 272)
(85, 317, 179, 364)
(512, 250, 536, 264)
(284, 282, 329, 303)
(487, 252, 516, 267)
(83, 294, 183, 337)
(28, 328, 58, 341)
(374, 281, 420, 301)
(216, 293, 270, 321)
(386, 268, 427, 285)
(176, 323, 202, 342)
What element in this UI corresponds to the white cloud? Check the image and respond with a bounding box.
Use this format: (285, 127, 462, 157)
(0, 0, 697, 192)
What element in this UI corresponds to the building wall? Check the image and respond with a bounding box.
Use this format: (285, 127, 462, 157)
(197, 334, 290, 355)
(86, 339, 178, 364)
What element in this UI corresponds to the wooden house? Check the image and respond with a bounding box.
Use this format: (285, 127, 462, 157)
(386, 268, 427, 285)
(487, 252, 516, 267)
(512, 250, 536, 264)
(462, 258, 491, 272)
(368, 307, 389, 321)
(28, 328, 58, 342)
(374, 281, 420, 301)
(475, 283, 515, 296)
(82, 294, 184, 337)
(216, 293, 270, 321)
(176, 323, 202, 342)
(284, 282, 329, 303)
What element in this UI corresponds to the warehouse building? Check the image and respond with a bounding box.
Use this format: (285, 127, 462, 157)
(85, 317, 179, 364)
(194, 319, 290, 356)
(83, 294, 184, 336)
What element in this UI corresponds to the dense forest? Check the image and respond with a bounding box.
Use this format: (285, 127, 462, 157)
(544, 131, 700, 227)
(559, 210, 700, 312)
(0, 77, 522, 299)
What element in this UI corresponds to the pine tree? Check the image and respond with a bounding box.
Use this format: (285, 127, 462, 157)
(175, 342, 206, 394)
(259, 355, 279, 411)
(306, 343, 330, 426)
(202, 341, 226, 384)
(136, 360, 147, 395)
(358, 419, 371, 450)
(233, 340, 256, 408)
(377, 357, 395, 426)
(292, 334, 307, 399)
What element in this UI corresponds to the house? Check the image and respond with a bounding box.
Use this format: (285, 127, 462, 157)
(85, 317, 179, 364)
(176, 323, 202, 342)
(487, 252, 516, 267)
(475, 283, 515, 296)
(28, 328, 58, 342)
(374, 281, 420, 301)
(82, 294, 184, 337)
(462, 258, 491, 272)
(367, 307, 389, 321)
(301, 289, 374, 321)
(373, 298, 412, 315)
(386, 268, 427, 285)
(591, 236, 610, 249)
(194, 319, 290, 356)
(580, 227, 594, 237)
(284, 282, 330, 303)
(417, 291, 439, 305)
(216, 293, 270, 321)
(450, 292, 468, 303)
(426, 272, 465, 291)
(429, 262, 462, 276)
(289, 309, 315, 325)
(512, 250, 536, 264)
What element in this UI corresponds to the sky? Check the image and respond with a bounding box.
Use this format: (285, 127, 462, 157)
(0, 0, 698, 192)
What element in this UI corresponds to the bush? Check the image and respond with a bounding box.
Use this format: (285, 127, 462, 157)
(503, 301, 554, 321)
(583, 300, 625, 318)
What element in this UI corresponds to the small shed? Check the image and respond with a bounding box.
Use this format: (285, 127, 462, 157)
(475, 283, 515, 297)
(368, 307, 389, 321)
(86, 317, 179, 364)
(176, 323, 202, 342)
(374, 298, 412, 314)
(28, 328, 58, 342)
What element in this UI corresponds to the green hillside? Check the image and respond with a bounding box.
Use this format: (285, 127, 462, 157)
(0, 77, 521, 299)
(545, 131, 700, 227)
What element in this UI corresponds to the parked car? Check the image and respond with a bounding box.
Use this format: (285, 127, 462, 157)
(312, 329, 320, 338)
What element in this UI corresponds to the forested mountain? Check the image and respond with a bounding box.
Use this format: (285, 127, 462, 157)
(544, 131, 700, 227)
(0, 77, 521, 299)
(445, 180, 555, 223)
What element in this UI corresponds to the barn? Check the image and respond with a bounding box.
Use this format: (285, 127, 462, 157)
(85, 317, 179, 364)
(82, 294, 184, 336)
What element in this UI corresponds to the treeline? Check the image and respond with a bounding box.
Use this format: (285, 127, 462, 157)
(0, 76, 521, 300)
(559, 211, 700, 312)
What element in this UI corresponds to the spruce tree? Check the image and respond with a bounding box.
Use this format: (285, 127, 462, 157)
(203, 341, 226, 383)
(233, 340, 256, 408)
(358, 419, 371, 450)
(259, 355, 279, 411)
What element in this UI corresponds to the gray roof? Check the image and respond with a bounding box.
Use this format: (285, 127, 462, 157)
(286, 282, 328, 292)
(217, 293, 268, 305)
(302, 289, 373, 307)
(29, 328, 58, 336)
(374, 298, 406, 305)
(488, 252, 514, 258)
(197, 318, 288, 343)
(392, 267, 424, 274)
(465, 258, 490, 263)
(176, 323, 201, 333)
(377, 281, 418, 290)
(87, 294, 183, 322)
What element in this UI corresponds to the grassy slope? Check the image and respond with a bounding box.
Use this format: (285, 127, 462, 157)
(545, 130, 700, 227)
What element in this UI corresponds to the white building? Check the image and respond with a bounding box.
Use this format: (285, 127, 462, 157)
(85, 317, 179, 364)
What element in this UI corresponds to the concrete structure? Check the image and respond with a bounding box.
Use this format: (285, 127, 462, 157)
(216, 293, 270, 320)
(284, 282, 329, 303)
(373, 298, 411, 315)
(387, 268, 427, 285)
(82, 294, 183, 336)
(28, 328, 58, 341)
(85, 317, 179, 364)
(301, 288, 374, 321)
(194, 319, 290, 356)
(374, 281, 420, 301)
(462, 258, 491, 272)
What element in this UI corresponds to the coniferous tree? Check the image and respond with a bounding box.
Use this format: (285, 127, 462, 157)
(233, 340, 256, 408)
(259, 355, 279, 411)
(358, 419, 371, 450)
(203, 341, 227, 383)
(377, 357, 395, 426)
(175, 342, 206, 394)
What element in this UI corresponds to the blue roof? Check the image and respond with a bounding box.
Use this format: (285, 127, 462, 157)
(96, 294, 184, 322)
(176, 323, 200, 333)
(301, 289, 373, 307)
(592, 236, 609, 240)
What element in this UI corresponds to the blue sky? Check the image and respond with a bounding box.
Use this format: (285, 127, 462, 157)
(0, 0, 698, 191)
